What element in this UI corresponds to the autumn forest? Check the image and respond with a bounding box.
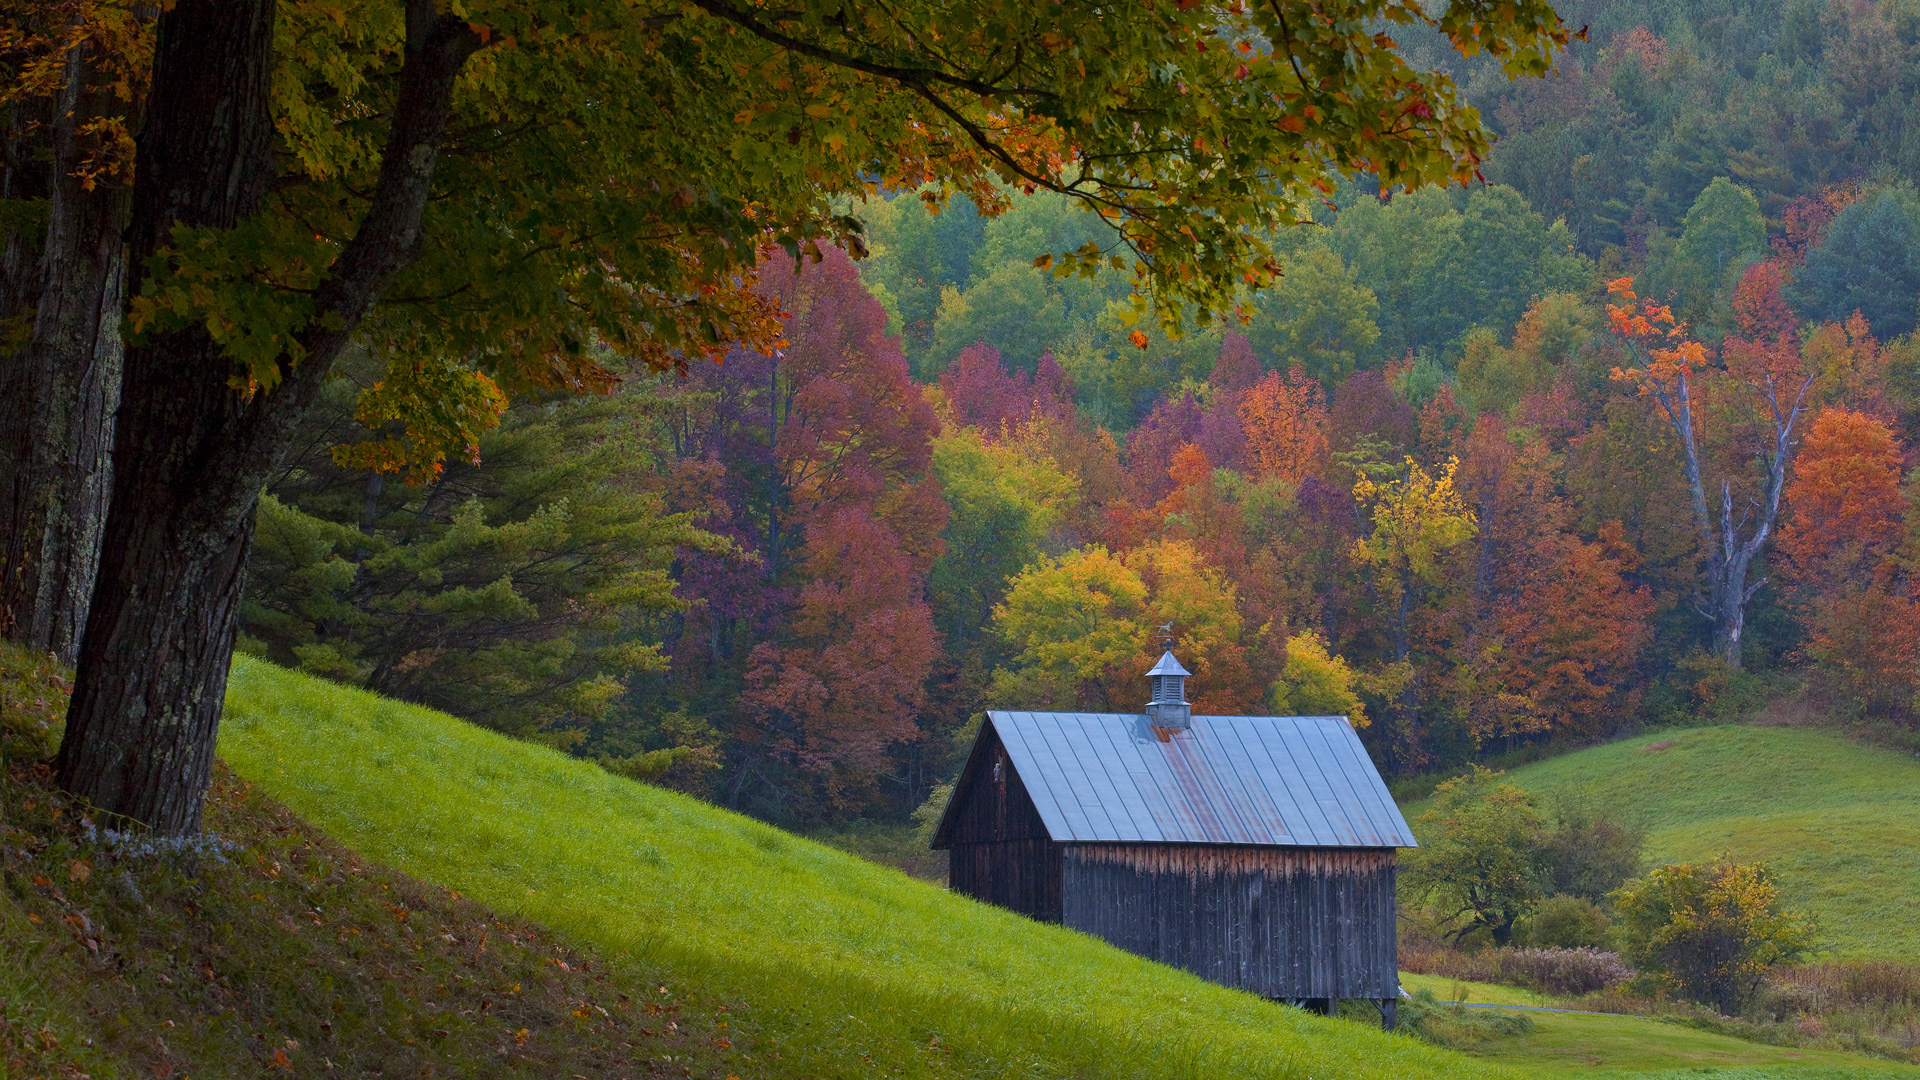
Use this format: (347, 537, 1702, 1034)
(232, 0, 1920, 832)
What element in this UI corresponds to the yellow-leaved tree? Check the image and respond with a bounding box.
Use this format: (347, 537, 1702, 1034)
(1350, 457, 1476, 770)
(989, 539, 1253, 712)
(989, 547, 1148, 712)
(1124, 539, 1254, 713)
(1268, 631, 1367, 727)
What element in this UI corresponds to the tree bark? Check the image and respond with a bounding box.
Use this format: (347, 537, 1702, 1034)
(55, 0, 481, 833)
(1643, 367, 1810, 670)
(54, 0, 280, 832)
(0, 36, 131, 662)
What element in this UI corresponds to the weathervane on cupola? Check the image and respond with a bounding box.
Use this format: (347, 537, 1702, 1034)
(1144, 623, 1192, 733)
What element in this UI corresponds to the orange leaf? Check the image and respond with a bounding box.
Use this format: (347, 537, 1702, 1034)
(1128, 330, 1149, 349)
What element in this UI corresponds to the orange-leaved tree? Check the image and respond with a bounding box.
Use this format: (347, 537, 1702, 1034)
(1777, 407, 1916, 718)
(1240, 365, 1330, 484)
(1458, 419, 1652, 744)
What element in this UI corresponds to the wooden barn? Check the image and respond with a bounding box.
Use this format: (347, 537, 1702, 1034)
(931, 650, 1415, 1027)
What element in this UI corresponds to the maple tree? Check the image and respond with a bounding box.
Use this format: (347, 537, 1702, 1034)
(0, 0, 147, 662)
(1153, 443, 1250, 578)
(989, 545, 1149, 712)
(740, 501, 942, 811)
(1268, 631, 1367, 726)
(1457, 420, 1652, 744)
(1125, 537, 1256, 714)
(1349, 455, 1477, 769)
(1120, 391, 1205, 511)
(1607, 276, 1815, 667)
(1240, 366, 1332, 484)
(935, 343, 1074, 436)
(1776, 407, 1907, 590)
(661, 247, 944, 815)
(1774, 407, 1915, 719)
(1194, 332, 1260, 472)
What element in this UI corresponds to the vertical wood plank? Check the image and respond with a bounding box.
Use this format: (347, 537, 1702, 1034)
(1058, 846, 1397, 999)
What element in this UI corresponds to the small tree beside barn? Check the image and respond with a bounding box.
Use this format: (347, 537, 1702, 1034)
(933, 650, 1414, 1027)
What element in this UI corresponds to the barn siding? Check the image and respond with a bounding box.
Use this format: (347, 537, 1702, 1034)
(1061, 845, 1398, 999)
(942, 725, 1063, 921)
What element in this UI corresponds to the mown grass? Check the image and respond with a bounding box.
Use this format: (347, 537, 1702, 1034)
(1434, 725, 1920, 960)
(216, 657, 1494, 1080)
(1395, 974, 1918, 1079)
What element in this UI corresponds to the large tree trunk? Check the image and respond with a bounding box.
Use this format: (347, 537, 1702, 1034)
(55, 0, 480, 833)
(0, 37, 131, 662)
(1648, 368, 1808, 671)
(54, 0, 279, 832)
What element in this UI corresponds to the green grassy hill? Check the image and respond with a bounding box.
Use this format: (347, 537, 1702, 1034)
(8, 652, 1908, 1078)
(1420, 725, 1920, 960)
(214, 657, 1484, 1080)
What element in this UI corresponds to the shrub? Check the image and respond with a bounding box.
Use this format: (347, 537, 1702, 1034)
(1537, 811, 1643, 902)
(1613, 858, 1819, 1014)
(1402, 766, 1546, 945)
(1497, 947, 1637, 997)
(1397, 941, 1635, 998)
(1519, 894, 1613, 950)
(1774, 961, 1920, 1008)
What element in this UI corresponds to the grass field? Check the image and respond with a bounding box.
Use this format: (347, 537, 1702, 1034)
(203, 660, 1919, 1079)
(1425, 725, 1920, 960)
(1396, 974, 1918, 1078)
(215, 656, 1490, 1080)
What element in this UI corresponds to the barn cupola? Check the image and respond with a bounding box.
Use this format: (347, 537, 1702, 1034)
(1144, 643, 1192, 731)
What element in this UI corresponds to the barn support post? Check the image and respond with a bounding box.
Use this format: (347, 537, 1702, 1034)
(1376, 998, 1397, 1031)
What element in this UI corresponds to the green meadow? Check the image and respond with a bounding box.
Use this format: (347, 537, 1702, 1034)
(1396, 973, 1916, 1078)
(204, 659, 1918, 1079)
(1431, 725, 1920, 960)
(216, 657, 1490, 1080)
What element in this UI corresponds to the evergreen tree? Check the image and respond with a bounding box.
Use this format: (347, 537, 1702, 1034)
(245, 376, 719, 747)
(1789, 186, 1920, 339)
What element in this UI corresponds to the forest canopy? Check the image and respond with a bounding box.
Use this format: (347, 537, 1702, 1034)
(248, 1, 1920, 826)
(8, 0, 1920, 835)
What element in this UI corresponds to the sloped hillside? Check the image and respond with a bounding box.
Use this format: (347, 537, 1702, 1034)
(0, 649, 760, 1078)
(1441, 725, 1920, 960)
(213, 656, 1491, 1080)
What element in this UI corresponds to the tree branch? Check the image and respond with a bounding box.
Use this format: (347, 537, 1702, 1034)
(686, 0, 1057, 102)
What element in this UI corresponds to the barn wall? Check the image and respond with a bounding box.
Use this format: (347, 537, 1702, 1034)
(942, 724, 1062, 921)
(1062, 845, 1397, 999)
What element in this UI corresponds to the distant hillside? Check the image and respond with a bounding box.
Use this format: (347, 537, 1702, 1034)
(212, 657, 1491, 1080)
(1414, 724, 1920, 960)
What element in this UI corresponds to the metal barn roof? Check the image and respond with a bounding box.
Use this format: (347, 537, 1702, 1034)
(950, 711, 1415, 848)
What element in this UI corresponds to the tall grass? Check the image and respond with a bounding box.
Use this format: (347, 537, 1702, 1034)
(218, 657, 1501, 1080)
